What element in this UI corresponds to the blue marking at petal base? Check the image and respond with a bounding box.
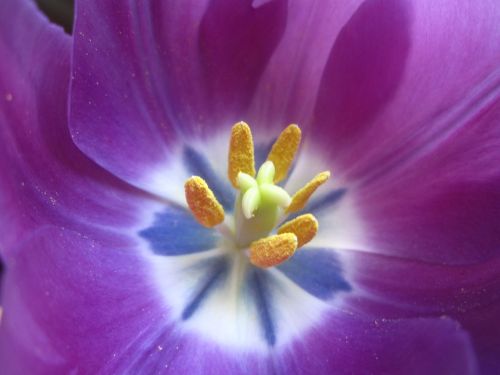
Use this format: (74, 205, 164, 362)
(308, 188, 347, 213)
(182, 257, 229, 320)
(183, 146, 235, 211)
(289, 188, 347, 220)
(139, 207, 219, 255)
(277, 248, 351, 300)
(248, 269, 276, 346)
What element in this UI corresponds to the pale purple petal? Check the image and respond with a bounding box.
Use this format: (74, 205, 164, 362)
(69, 0, 287, 194)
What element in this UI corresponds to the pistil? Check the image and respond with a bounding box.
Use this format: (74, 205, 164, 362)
(233, 161, 291, 247)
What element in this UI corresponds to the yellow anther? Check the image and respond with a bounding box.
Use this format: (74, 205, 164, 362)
(228, 122, 256, 188)
(286, 171, 330, 213)
(250, 233, 298, 268)
(277, 214, 318, 248)
(185, 176, 225, 227)
(267, 124, 301, 183)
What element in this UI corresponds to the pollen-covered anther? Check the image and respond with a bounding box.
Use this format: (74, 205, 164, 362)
(250, 233, 298, 268)
(184, 176, 225, 227)
(228, 121, 256, 187)
(277, 213, 318, 248)
(267, 124, 301, 183)
(286, 171, 330, 213)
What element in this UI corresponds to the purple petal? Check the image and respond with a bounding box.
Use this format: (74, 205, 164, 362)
(312, 0, 500, 183)
(0, 227, 167, 373)
(69, 0, 287, 194)
(0, 228, 478, 374)
(0, 0, 154, 258)
(344, 249, 500, 374)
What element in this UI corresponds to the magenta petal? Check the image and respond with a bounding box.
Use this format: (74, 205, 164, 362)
(197, 0, 286, 124)
(285, 313, 478, 375)
(312, 0, 500, 182)
(345, 250, 500, 374)
(312, 0, 410, 152)
(305, 0, 500, 265)
(69, 0, 287, 192)
(358, 102, 500, 264)
(0, 0, 153, 259)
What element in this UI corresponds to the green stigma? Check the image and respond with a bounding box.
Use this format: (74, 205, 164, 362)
(234, 161, 291, 247)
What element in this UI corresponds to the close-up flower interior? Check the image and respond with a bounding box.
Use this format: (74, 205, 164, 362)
(0, 0, 499, 374)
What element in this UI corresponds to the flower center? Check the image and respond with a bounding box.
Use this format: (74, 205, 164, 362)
(234, 160, 291, 246)
(184, 122, 330, 268)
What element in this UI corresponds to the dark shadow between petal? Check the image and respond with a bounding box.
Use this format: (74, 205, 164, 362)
(312, 0, 411, 149)
(199, 0, 287, 122)
(35, 0, 74, 33)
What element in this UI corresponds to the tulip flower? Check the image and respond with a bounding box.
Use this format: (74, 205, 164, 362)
(1, 0, 499, 373)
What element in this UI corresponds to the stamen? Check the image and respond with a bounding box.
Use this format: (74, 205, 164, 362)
(286, 171, 330, 213)
(250, 233, 298, 268)
(185, 176, 225, 227)
(267, 124, 301, 183)
(228, 122, 255, 188)
(277, 214, 318, 247)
